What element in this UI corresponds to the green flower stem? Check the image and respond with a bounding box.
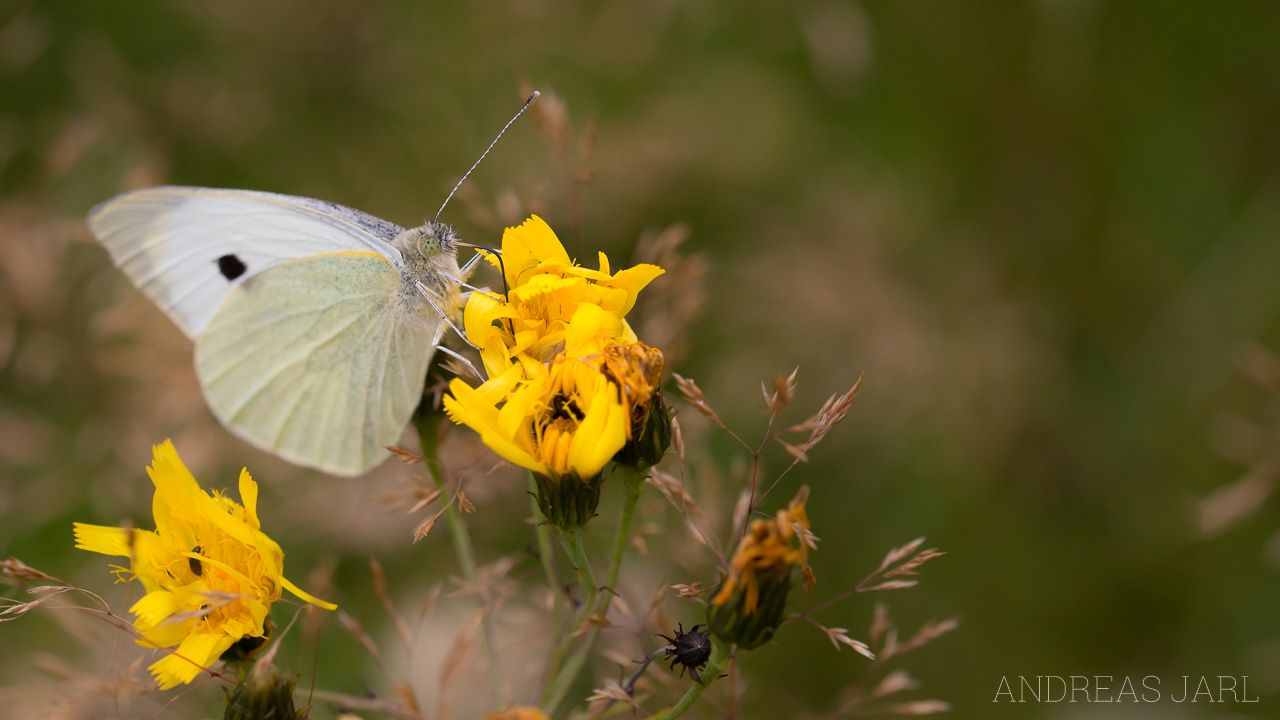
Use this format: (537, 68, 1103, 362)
(542, 474, 644, 714)
(541, 523, 598, 703)
(605, 470, 644, 597)
(649, 641, 731, 720)
(554, 526, 598, 608)
(534, 483, 568, 694)
(414, 412, 504, 705)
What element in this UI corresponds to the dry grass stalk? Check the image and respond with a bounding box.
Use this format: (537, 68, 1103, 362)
(457, 489, 476, 514)
(884, 548, 945, 579)
(632, 223, 706, 366)
(436, 608, 483, 720)
(337, 610, 386, 670)
(448, 556, 516, 599)
(1200, 460, 1276, 536)
(647, 469, 706, 521)
(572, 612, 612, 637)
(671, 582, 705, 600)
(673, 373, 724, 427)
(407, 486, 448, 515)
(413, 507, 448, 543)
(816, 623, 875, 659)
(802, 563, 817, 593)
(417, 583, 443, 627)
(869, 601, 890, 650)
(1, 585, 75, 622)
(763, 368, 799, 415)
(1, 557, 59, 583)
(369, 557, 414, 656)
(870, 670, 919, 700)
(586, 679, 640, 712)
(782, 375, 863, 457)
(385, 445, 425, 464)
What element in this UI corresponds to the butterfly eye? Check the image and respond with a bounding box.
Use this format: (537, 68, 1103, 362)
(418, 233, 442, 258)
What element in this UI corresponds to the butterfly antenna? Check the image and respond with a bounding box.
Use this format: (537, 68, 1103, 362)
(434, 90, 541, 223)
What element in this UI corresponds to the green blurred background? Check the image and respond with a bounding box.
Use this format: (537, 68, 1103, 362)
(3, 0, 1280, 718)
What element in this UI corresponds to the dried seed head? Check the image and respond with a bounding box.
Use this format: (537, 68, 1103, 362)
(657, 623, 714, 682)
(672, 582, 706, 600)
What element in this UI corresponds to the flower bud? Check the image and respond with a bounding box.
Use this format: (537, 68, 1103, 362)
(603, 342, 670, 476)
(614, 391, 673, 476)
(532, 470, 605, 530)
(223, 663, 299, 720)
(705, 563, 800, 650)
(705, 487, 815, 650)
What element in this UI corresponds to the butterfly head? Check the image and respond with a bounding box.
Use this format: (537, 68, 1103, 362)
(395, 221, 457, 260)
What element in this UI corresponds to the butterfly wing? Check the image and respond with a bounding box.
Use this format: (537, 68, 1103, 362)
(194, 251, 435, 476)
(88, 186, 407, 338)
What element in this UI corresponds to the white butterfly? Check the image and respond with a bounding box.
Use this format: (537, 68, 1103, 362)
(89, 185, 482, 476)
(89, 94, 539, 476)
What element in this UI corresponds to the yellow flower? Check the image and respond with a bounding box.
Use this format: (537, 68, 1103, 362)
(444, 358, 627, 482)
(465, 215, 664, 379)
(601, 341, 665, 437)
(74, 441, 336, 689)
(713, 488, 813, 616)
(706, 488, 815, 650)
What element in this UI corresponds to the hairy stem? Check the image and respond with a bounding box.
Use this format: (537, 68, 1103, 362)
(534, 483, 567, 696)
(650, 642, 731, 720)
(542, 474, 644, 714)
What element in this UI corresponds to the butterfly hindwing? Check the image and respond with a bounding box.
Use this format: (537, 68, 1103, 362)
(89, 186, 407, 338)
(194, 251, 436, 476)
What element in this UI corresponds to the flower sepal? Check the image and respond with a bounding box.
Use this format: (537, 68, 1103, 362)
(222, 662, 300, 720)
(532, 469, 605, 531)
(613, 390, 673, 478)
(705, 563, 800, 650)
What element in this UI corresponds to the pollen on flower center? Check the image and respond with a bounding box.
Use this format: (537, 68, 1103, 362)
(549, 392, 585, 423)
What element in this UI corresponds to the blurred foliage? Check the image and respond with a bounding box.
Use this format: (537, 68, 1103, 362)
(3, 0, 1280, 718)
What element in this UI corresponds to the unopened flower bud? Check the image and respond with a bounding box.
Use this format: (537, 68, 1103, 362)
(223, 663, 299, 720)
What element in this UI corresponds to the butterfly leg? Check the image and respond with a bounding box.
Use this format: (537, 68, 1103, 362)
(435, 344, 485, 382)
(426, 314, 486, 382)
(438, 250, 504, 300)
(416, 281, 477, 349)
(457, 249, 487, 279)
(438, 270, 503, 302)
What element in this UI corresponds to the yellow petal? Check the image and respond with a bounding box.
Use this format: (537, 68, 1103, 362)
(130, 589, 184, 627)
(565, 303, 623, 357)
(604, 264, 665, 316)
(567, 380, 627, 478)
(281, 576, 338, 610)
(148, 632, 232, 689)
(444, 379, 544, 473)
(238, 468, 260, 530)
(503, 215, 571, 289)
(73, 523, 133, 557)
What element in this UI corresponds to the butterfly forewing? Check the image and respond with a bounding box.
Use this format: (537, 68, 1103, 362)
(194, 251, 435, 476)
(89, 186, 406, 338)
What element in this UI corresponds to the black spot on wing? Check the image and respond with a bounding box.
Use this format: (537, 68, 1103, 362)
(218, 254, 247, 280)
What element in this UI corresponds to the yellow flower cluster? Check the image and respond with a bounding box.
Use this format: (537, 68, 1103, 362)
(74, 441, 335, 689)
(445, 216, 665, 483)
(713, 490, 813, 616)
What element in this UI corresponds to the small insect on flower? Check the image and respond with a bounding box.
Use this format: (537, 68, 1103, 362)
(657, 623, 713, 682)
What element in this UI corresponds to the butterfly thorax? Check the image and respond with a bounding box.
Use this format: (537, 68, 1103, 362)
(391, 221, 465, 319)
